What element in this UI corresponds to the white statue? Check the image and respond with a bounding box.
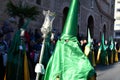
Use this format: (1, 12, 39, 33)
(41, 10, 56, 38)
(35, 10, 55, 80)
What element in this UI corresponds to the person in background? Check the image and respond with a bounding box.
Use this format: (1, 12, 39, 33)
(82, 38, 87, 52)
(0, 29, 8, 80)
(34, 28, 41, 42)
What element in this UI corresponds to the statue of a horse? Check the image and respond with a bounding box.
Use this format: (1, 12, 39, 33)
(41, 10, 56, 38)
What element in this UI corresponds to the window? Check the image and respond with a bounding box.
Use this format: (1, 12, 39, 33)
(117, 9, 120, 12)
(115, 24, 120, 26)
(117, 1, 120, 3)
(115, 32, 120, 37)
(36, 0, 41, 5)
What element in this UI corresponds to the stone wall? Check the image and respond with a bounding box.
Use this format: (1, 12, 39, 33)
(0, 0, 115, 41)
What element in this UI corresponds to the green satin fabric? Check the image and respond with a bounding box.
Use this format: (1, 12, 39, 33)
(42, 33, 52, 69)
(107, 38, 116, 64)
(99, 45, 108, 65)
(6, 20, 30, 80)
(61, 0, 78, 37)
(44, 37, 95, 80)
(98, 34, 108, 65)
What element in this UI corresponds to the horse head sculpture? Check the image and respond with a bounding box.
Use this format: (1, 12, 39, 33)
(41, 10, 56, 38)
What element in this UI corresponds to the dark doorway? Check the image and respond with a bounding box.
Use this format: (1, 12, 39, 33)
(87, 16, 94, 38)
(62, 7, 69, 30)
(103, 25, 106, 40)
(36, 0, 41, 5)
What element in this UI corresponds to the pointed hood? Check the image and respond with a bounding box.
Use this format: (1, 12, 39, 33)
(101, 34, 105, 46)
(87, 28, 92, 45)
(21, 19, 31, 30)
(109, 37, 114, 50)
(100, 33, 106, 50)
(61, 0, 79, 39)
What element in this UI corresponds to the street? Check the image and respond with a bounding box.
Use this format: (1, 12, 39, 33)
(95, 61, 120, 80)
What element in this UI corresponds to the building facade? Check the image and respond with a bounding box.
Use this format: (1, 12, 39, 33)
(114, 0, 120, 41)
(0, 0, 115, 41)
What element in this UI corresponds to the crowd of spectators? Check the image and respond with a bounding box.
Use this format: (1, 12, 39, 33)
(0, 20, 120, 79)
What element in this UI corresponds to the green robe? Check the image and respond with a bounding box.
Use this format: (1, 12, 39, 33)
(44, 37, 95, 80)
(6, 30, 25, 80)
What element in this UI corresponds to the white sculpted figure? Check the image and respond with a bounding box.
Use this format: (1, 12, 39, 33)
(41, 10, 56, 38)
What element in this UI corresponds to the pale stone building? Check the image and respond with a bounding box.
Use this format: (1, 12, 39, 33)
(114, 0, 120, 41)
(0, 0, 115, 41)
